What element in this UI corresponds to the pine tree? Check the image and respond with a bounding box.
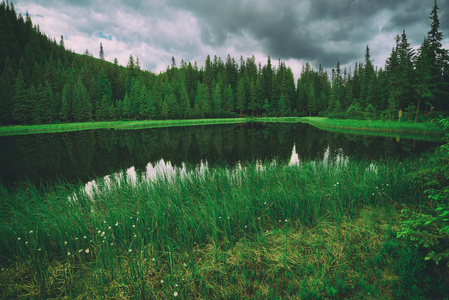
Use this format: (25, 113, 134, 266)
(212, 81, 223, 111)
(236, 77, 246, 114)
(415, 38, 433, 121)
(360, 46, 375, 108)
(99, 42, 104, 60)
(60, 83, 71, 121)
(12, 69, 33, 124)
(224, 83, 234, 112)
(72, 78, 92, 122)
(426, 0, 449, 110)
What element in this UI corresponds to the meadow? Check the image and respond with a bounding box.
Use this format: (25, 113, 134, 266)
(1, 158, 447, 299)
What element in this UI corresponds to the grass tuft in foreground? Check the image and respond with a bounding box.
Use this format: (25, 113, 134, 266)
(1, 159, 448, 298)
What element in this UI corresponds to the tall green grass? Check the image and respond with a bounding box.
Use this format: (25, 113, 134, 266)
(1, 159, 446, 298)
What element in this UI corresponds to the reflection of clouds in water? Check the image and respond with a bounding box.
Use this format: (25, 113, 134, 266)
(77, 145, 382, 202)
(289, 144, 300, 166)
(322, 146, 348, 167)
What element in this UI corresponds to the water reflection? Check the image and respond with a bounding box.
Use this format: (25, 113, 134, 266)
(0, 122, 440, 189)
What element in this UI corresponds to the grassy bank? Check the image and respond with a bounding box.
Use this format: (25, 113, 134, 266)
(0, 117, 301, 136)
(1, 159, 447, 299)
(301, 117, 445, 136)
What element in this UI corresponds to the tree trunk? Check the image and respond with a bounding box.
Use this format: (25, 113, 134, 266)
(415, 98, 420, 123)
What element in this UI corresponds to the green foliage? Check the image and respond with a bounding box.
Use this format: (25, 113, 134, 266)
(1, 0, 448, 125)
(398, 117, 449, 266)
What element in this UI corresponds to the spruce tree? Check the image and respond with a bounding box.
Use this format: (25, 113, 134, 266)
(426, 0, 449, 110)
(99, 42, 104, 60)
(12, 69, 33, 124)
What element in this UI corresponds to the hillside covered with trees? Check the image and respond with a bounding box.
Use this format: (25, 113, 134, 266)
(0, 0, 448, 125)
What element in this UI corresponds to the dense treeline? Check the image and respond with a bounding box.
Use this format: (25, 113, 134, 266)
(0, 0, 448, 125)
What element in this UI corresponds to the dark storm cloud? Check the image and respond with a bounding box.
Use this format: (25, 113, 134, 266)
(13, 0, 449, 74)
(168, 0, 447, 68)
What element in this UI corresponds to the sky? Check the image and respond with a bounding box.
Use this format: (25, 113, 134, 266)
(13, 0, 449, 79)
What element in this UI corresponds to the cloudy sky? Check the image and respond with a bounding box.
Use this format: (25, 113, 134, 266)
(14, 0, 449, 78)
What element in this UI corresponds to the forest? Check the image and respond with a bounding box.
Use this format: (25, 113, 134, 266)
(0, 0, 448, 126)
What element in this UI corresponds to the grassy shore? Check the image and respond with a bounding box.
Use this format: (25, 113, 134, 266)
(300, 117, 445, 136)
(1, 159, 447, 299)
(0, 116, 445, 137)
(0, 117, 301, 136)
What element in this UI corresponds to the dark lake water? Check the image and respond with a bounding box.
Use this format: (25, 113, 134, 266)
(0, 122, 441, 189)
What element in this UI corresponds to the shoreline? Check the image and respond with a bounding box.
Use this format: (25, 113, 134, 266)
(0, 116, 445, 138)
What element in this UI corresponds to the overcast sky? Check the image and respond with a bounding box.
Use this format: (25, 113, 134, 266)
(14, 0, 449, 78)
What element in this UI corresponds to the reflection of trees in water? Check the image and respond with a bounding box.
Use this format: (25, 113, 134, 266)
(0, 123, 439, 187)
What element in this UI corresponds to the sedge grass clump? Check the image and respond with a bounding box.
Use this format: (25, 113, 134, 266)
(0, 158, 435, 298)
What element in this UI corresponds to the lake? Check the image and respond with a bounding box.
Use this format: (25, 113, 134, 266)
(0, 122, 440, 189)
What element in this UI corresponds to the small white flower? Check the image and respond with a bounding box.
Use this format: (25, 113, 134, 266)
(174, 292, 178, 296)
(38, 248, 41, 251)
(134, 234, 137, 237)
(175, 284, 178, 287)
(108, 226, 111, 230)
(103, 221, 106, 223)
(18, 237, 21, 240)
(264, 202, 267, 205)
(110, 243, 113, 246)
(161, 280, 164, 283)
(337, 182, 339, 185)
(183, 263, 187, 267)
(98, 230, 101, 234)
(245, 226, 247, 228)
(84, 236, 87, 239)
(228, 217, 230, 219)
(285, 219, 287, 222)
(91, 209, 94, 213)
(29, 230, 33, 234)
(64, 241, 67, 245)
(67, 252, 71, 256)
(129, 249, 132, 252)
(85, 248, 90, 253)
(130, 217, 133, 219)
(132, 225, 135, 228)
(101, 232, 105, 236)
(75, 237, 78, 240)
(25, 241, 28, 244)
(152, 258, 155, 261)
(79, 249, 82, 253)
